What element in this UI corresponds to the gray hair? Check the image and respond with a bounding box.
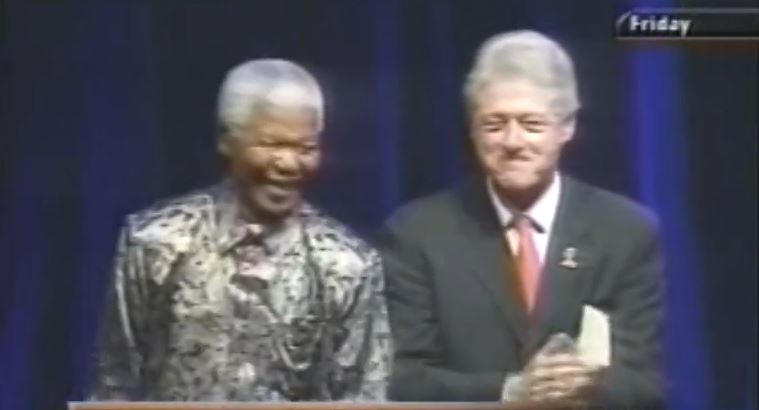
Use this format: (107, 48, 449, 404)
(217, 59, 324, 138)
(464, 30, 580, 118)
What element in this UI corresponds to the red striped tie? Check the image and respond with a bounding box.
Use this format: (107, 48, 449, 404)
(514, 215, 541, 312)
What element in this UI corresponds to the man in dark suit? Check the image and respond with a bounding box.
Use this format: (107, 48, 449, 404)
(378, 30, 664, 408)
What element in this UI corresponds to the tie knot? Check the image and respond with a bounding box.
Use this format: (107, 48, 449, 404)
(512, 214, 535, 232)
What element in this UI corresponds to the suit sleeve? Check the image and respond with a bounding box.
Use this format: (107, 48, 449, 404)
(377, 218, 507, 401)
(88, 222, 150, 400)
(591, 215, 665, 408)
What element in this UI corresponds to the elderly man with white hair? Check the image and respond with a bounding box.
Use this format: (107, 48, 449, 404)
(379, 30, 664, 408)
(90, 59, 392, 401)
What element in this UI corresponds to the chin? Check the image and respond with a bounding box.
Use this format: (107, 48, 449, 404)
(494, 175, 540, 192)
(259, 198, 300, 217)
(244, 192, 298, 220)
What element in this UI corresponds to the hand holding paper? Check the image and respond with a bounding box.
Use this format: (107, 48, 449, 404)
(521, 333, 595, 402)
(505, 305, 612, 402)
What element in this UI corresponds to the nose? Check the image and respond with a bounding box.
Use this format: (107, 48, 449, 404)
(270, 149, 299, 177)
(501, 118, 525, 150)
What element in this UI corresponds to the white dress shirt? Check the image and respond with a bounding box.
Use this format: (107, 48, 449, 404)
(486, 173, 562, 265)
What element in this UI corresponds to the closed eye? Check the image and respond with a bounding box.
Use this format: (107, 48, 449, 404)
(520, 120, 549, 132)
(481, 120, 505, 133)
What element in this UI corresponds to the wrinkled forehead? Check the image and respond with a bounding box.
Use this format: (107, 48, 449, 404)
(472, 79, 558, 116)
(239, 105, 321, 141)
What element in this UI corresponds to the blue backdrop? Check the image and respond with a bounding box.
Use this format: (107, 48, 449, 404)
(0, 1, 756, 409)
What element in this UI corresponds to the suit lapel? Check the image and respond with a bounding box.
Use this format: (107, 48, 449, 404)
(456, 178, 530, 347)
(526, 176, 595, 356)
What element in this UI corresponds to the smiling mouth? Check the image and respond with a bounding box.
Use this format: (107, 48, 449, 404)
(262, 182, 299, 197)
(503, 159, 531, 167)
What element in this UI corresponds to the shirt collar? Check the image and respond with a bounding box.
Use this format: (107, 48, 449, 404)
(486, 172, 562, 233)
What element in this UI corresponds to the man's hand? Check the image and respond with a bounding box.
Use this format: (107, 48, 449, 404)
(521, 335, 602, 402)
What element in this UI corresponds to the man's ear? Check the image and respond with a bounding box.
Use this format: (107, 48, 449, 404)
(217, 122, 235, 157)
(559, 117, 577, 143)
(216, 138, 229, 157)
(218, 136, 231, 157)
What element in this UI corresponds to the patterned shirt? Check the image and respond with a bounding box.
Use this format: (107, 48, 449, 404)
(89, 181, 392, 401)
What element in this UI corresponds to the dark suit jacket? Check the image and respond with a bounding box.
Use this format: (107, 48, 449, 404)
(377, 175, 664, 408)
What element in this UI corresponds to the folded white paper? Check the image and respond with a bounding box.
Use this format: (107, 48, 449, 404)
(577, 305, 611, 366)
